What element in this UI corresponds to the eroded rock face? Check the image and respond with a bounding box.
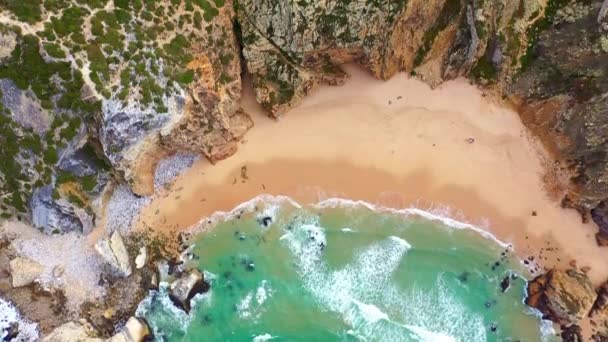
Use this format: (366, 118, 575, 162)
(168, 269, 210, 312)
(526, 269, 597, 326)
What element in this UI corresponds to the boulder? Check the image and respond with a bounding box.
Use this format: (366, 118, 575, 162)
(107, 317, 151, 342)
(42, 322, 102, 342)
(95, 231, 132, 277)
(169, 269, 209, 312)
(526, 269, 597, 326)
(135, 247, 147, 270)
(9, 257, 43, 287)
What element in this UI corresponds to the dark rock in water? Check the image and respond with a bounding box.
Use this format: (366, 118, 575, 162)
(489, 322, 497, 333)
(484, 300, 496, 308)
(500, 276, 510, 293)
(169, 269, 210, 312)
(3, 322, 19, 341)
(201, 314, 213, 325)
(526, 269, 597, 326)
(258, 216, 272, 227)
(561, 325, 583, 342)
(246, 263, 255, 272)
(458, 272, 470, 282)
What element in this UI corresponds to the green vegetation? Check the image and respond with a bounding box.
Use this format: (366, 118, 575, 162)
(519, 0, 569, 72)
(0, 0, 42, 24)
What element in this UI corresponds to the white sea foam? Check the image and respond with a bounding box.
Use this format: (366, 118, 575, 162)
(406, 325, 457, 342)
(0, 297, 39, 341)
(237, 280, 272, 321)
(314, 198, 511, 249)
(252, 333, 274, 341)
(389, 236, 412, 249)
(341, 228, 355, 233)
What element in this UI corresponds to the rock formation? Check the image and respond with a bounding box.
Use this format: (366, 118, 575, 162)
(9, 256, 43, 287)
(526, 269, 597, 326)
(168, 269, 209, 312)
(95, 231, 132, 278)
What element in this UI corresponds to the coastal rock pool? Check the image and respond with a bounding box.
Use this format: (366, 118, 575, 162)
(137, 197, 555, 341)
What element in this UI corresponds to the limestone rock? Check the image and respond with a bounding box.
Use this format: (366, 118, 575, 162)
(135, 247, 147, 270)
(9, 257, 43, 288)
(169, 269, 210, 312)
(107, 317, 151, 342)
(526, 269, 597, 326)
(42, 322, 102, 342)
(95, 231, 132, 278)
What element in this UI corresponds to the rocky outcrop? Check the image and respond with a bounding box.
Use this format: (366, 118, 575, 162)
(169, 269, 209, 312)
(95, 231, 132, 278)
(9, 257, 42, 288)
(526, 269, 597, 326)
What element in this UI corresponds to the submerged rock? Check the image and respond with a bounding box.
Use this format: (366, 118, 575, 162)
(169, 269, 210, 312)
(526, 269, 597, 326)
(9, 257, 43, 288)
(95, 231, 132, 278)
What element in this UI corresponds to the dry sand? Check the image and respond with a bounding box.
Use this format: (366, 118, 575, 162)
(135, 65, 608, 285)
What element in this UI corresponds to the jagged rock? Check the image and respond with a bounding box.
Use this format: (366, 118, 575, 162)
(169, 269, 209, 312)
(95, 231, 132, 278)
(526, 269, 597, 326)
(107, 317, 151, 342)
(9, 257, 43, 288)
(42, 322, 102, 342)
(135, 247, 147, 270)
(561, 325, 583, 342)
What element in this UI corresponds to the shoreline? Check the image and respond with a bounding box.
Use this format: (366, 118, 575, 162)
(133, 65, 608, 285)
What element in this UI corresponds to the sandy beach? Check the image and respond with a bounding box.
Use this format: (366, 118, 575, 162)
(134, 65, 608, 285)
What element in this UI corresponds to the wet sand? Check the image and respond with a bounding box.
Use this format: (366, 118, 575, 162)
(135, 65, 608, 285)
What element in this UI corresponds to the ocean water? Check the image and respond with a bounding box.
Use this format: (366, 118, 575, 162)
(138, 197, 556, 341)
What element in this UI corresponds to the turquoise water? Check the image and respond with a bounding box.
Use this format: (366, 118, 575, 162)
(138, 197, 554, 341)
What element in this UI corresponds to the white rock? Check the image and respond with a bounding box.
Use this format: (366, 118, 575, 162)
(135, 246, 147, 270)
(95, 231, 132, 277)
(9, 257, 43, 287)
(42, 322, 102, 342)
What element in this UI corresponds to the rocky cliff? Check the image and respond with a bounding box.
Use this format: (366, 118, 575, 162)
(234, 0, 608, 242)
(0, 0, 607, 242)
(0, 0, 252, 233)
